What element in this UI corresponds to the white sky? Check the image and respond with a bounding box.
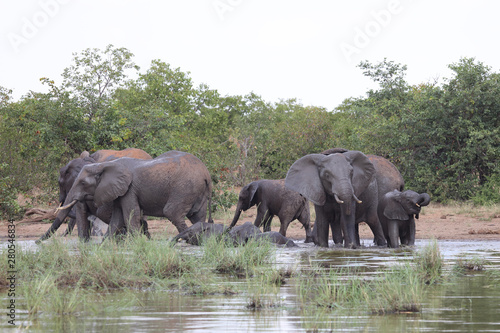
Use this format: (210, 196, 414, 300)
(1, 0, 499, 110)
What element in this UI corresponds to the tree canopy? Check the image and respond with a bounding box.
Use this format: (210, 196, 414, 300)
(1, 46, 499, 218)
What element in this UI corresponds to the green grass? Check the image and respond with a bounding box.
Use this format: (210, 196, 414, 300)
(413, 239, 443, 284)
(452, 255, 487, 274)
(1, 230, 480, 323)
(201, 234, 275, 276)
(296, 241, 444, 314)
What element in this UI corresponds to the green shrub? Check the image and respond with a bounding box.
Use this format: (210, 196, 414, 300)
(472, 172, 500, 206)
(0, 163, 22, 219)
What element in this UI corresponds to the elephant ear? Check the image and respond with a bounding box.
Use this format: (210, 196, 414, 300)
(285, 154, 326, 206)
(321, 148, 349, 155)
(344, 150, 376, 197)
(383, 191, 410, 220)
(247, 182, 260, 205)
(92, 161, 133, 206)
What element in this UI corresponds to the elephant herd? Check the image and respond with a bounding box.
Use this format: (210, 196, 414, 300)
(37, 147, 431, 249)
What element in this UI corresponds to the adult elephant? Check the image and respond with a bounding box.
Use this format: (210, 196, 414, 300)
(54, 151, 213, 240)
(38, 148, 152, 242)
(228, 179, 313, 242)
(285, 151, 386, 248)
(321, 148, 405, 245)
(379, 190, 431, 248)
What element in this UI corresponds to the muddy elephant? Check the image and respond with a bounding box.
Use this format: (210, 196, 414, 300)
(38, 148, 152, 242)
(172, 222, 228, 246)
(173, 221, 297, 247)
(321, 148, 405, 245)
(54, 151, 213, 240)
(228, 179, 313, 242)
(379, 190, 431, 248)
(285, 151, 386, 248)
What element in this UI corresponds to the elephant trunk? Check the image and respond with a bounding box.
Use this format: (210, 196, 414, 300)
(417, 193, 431, 207)
(229, 203, 243, 229)
(36, 200, 77, 243)
(415, 193, 431, 219)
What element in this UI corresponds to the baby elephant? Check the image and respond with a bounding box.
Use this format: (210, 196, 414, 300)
(378, 190, 431, 248)
(229, 179, 313, 242)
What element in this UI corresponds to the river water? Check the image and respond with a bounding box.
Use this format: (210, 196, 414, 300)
(3, 239, 500, 332)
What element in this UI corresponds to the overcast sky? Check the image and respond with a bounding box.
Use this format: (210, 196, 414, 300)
(1, 0, 499, 110)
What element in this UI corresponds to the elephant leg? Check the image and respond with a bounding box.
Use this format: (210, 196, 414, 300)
(140, 217, 151, 239)
(263, 214, 274, 232)
(120, 195, 142, 234)
(406, 216, 416, 246)
(186, 203, 208, 225)
(163, 202, 189, 233)
(340, 202, 357, 248)
(331, 212, 343, 245)
(254, 205, 271, 231)
(364, 213, 387, 247)
(355, 223, 360, 247)
(314, 205, 330, 248)
(278, 217, 291, 237)
(387, 220, 400, 248)
(63, 217, 77, 236)
(299, 214, 313, 243)
(75, 202, 90, 241)
(107, 203, 125, 238)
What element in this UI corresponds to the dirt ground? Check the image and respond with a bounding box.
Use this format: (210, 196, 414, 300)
(2, 202, 500, 242)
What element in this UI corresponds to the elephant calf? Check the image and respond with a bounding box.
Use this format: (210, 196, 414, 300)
(229, 179, 313, 242)
(378, 189, 431, 248)
(173, 221, 297, 247)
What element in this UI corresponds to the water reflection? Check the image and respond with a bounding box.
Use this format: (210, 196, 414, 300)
(3, 239, 500, 332)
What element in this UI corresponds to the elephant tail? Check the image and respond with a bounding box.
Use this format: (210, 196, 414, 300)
(207, 191, 214, 223)
(207, 179, 214, 224)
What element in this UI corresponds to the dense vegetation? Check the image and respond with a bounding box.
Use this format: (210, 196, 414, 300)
(1, 45, 499, 218)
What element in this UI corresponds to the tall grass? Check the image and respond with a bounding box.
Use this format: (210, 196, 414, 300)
(414, 239, 443, 284)
(297, 241, 444, 314)
(201, 234, 275, 276)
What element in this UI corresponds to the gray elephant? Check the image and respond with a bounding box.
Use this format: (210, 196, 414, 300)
(228, 179, 313, 242)
(285, 151, 386, 248)
(321, 148, 405, 245)
(52, 151, 213, 240)
(378, 190, 431, 248)
(173, 221, 297, 247)
(172, 222, 228, 245)
(38, 148, 152, 242)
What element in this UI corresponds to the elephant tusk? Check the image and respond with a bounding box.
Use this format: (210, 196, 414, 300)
(56, 199, 78, 212)
(352, 193, 362, 204)
(334, 193, 344, 204)
(416, 203, 421, 207)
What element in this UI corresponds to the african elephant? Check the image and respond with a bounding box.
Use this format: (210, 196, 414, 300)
(285, 151, 386, 248)
(228, 179, 313, 242)
(379, 190, 431, 248)
(321, 148, 405, 245)
(173, 221, 298, 247)
(38, 148, 152, 242)
(55, 151, 212, 240)
(172, 221, 227, 245)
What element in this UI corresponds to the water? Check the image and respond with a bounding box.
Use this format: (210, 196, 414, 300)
(3, 239, 500, 332)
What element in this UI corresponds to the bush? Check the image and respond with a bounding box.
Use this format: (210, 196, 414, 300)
(471, 172, 500, 206)
(0, 163, 22, 219)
